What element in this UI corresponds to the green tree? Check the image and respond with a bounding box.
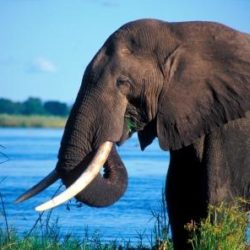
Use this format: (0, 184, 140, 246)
(44, 101, 69, 116)
(22, 97, 45, 115)
(0, 98, 22, 114)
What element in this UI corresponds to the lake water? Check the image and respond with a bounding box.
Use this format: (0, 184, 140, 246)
(0, 128, 249, 245)
(0, 128, 169, 244)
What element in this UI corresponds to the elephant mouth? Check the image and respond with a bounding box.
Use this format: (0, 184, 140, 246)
(117, 114, 147, 146)
(117, 117, 135, 145)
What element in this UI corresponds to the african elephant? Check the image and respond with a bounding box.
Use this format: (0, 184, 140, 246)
(16, 19, 250, 249)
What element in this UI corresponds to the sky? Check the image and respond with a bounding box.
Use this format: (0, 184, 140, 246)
(1, 0, 250, 103)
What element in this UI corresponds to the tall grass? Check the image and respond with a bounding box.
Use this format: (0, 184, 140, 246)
(151, 190, 173, 250)
(0, 114, 66, 128)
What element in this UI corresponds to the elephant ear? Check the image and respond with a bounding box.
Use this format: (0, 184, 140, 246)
(157, 34, 250, 150)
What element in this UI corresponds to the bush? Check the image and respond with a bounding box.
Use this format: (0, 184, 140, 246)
(44, 101, 69, 116)
(22, 97, 45, 115)
(186, 199, 249, 250)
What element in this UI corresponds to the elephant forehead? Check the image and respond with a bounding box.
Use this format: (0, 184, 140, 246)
(106, 51, 146, 74)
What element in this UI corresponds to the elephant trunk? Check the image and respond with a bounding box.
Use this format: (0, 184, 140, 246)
(55, 84, 128, 207)
(73, 145, 128, 207)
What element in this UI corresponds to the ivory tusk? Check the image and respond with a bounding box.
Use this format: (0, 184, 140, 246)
(15, 170, 59, 203)
(35, 141, 113, 212)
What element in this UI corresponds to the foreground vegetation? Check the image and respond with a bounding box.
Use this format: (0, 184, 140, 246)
(0, 197, 249, 250)
(0, 114, 67, 128)
(186, 200, 249, 250)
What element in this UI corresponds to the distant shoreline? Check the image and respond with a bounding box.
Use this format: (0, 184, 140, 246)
(0, 114, 67, 128)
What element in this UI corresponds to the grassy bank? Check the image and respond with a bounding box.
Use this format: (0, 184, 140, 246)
(0, 114, 67, 128)
(1, 227, 173, 250)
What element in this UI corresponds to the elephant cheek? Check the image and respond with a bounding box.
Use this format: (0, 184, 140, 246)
(96, 104, 128, 150)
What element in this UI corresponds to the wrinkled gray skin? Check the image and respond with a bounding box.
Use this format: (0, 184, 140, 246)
(56, 19, 250, 249)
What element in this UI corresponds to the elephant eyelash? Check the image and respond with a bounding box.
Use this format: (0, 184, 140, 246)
(116, 76, 132, 95)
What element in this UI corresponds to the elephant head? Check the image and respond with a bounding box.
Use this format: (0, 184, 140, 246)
(16, 19, 250, 210)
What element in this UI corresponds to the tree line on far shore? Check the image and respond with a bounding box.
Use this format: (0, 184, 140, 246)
(0, 97, 71, 117)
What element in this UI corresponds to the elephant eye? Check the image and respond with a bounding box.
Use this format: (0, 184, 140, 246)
(116, 76, 131, 95)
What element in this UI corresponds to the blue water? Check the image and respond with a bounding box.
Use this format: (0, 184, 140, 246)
(0, 128, 169, 243)
(0, 128, 249, 244)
